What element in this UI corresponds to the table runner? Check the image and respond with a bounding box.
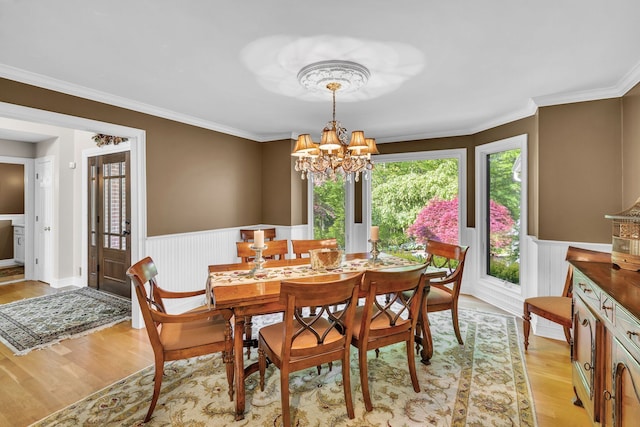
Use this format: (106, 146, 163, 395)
(209, 255, 419, 286)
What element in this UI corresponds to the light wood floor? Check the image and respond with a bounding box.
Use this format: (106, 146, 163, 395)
(0, 281, 590, 426)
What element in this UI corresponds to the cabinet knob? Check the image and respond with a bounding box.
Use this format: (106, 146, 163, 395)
(583, 362, 592, 371)
(627, 331, 639, 339)
(601, 304, 613, 312)
(603, 390, 613, 401)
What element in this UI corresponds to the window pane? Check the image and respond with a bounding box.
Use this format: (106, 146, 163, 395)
(487, 149, 521, 285)
(313, 179, 345, 248)
(372, 159, 459, 259)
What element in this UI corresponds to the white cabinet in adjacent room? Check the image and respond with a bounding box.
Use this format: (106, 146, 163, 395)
(13, 225, 24, 265)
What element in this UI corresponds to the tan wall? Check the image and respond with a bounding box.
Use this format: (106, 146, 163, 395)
(474, 115, 539, 235)
(0, 138, 37, 158)
(538, 99, 622, 243)
(623, 82, 640, 206)
(0, 163, 24, 214)
(1, 76, 636, 244)
(0, 220, 12, 259)
(0, 78, 264, 236)
(261, 139, 292, 225)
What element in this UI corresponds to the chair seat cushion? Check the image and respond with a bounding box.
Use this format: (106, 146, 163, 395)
(260, 317, 343, 359)
(427, 286, 453, 306)
(524, 296, 572, 322)
(160, 311, 229, 351)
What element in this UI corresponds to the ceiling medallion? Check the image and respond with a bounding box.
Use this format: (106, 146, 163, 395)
(292, 60, 378, 183)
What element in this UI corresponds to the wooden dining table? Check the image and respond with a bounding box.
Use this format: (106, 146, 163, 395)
(208, 252, 444, 421)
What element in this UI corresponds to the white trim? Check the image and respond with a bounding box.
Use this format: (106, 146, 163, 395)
(474, 134, 528, 314)
(0, 101, 147, 328)
(3, 59, 639, 144)
(0, 64, 286, 142)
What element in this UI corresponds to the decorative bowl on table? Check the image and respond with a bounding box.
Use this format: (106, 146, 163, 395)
(309, 248, 344, 271)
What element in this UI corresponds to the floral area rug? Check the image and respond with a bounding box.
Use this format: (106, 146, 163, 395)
(31, 309, 536, 426)
(0, 287, 131, 355)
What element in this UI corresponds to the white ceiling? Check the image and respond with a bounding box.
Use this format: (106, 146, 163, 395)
(1, 1, 639, 143)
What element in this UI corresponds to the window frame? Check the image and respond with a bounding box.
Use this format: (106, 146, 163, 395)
(475, 134, 528, 295)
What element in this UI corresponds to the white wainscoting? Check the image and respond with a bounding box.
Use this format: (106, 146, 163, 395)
(144, 224, 310, 314)
(470, 236, 611, 341)
(527, 239, 611, 341)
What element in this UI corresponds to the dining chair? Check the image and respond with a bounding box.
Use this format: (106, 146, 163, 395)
(236, 239, 289, 263)
(415, 240, 469, 351)
(257, 272, 363, 427)
(240, 227, 276, 242)
(351, 264, 428, 411)
(126, 256, 234, 423)
(291, 238, 338, 258)
(523, 246, 611, 350)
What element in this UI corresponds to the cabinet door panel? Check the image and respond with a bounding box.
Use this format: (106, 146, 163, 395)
(574, 295, 600, 422)
(610, 338, 640, 427)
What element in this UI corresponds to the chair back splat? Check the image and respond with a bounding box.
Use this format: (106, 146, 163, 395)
(353, 264, 427, 411)
(127, 256, 234, 422)
(291, 238, 338, 258)
(257, 272, 363, 427)
(236, 239, 288, 263)
(240, 227, 276, 242)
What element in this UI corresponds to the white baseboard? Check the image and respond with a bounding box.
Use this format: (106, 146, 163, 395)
(0, 259, 17, 267)
(49, 276, 83, 289)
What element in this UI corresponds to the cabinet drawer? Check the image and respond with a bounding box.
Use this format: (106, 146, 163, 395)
(574, 270, 601, 307)
(616, 307, 640, 360)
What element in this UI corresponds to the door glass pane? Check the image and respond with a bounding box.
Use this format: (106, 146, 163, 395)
(487, 149, 521, 285)
(372, 159, 459, 260)
(313, 179, 345, 248)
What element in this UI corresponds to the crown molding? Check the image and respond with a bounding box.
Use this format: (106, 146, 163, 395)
(2, 59, 640, 145)
(534, 59, 640, 107)
(0, 64, 272, 142)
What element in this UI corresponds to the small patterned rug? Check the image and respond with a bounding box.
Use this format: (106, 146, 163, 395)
(0, 287, 131, 355)
(31, 309, 536, 426)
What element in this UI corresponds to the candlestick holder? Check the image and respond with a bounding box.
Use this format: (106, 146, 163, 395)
(368, 239, 380, 265)
(250, 244, 267, 276)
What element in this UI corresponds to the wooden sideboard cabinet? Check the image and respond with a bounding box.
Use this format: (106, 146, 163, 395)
(571, 261, 640, 426)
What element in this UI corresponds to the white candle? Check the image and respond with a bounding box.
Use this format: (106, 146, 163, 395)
(254, 229, 264, 248)
(370, 226, 379, 241)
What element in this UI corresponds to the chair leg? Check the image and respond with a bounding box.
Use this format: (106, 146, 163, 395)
(359, 347, 373, 412)
(258, 347, 266, 391)
(224, 351, 234, 401)
(451, 303, 464, 345)
(563, 326, 572, 345)
(145, 360, 164, 423)
(245, 316, 253, 359)
(523, 303, 531, 350)
(406, 339, 420, 392)
(343, 350, 355, 419)
(280, 370, 291, 427)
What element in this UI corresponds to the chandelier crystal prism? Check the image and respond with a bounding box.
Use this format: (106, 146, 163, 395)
(292, 60, 379, 183)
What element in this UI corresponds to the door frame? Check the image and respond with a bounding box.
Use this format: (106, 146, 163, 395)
(34, 155, 54, 284)
(0, 101, 147, 328)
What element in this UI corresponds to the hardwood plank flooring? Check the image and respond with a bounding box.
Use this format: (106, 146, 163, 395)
(0, 282, 590, 426)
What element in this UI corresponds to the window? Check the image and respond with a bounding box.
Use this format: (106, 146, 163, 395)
(476, 134, 527, 290)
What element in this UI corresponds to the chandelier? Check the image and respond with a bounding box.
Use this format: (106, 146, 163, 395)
(292, 60, 379, 183)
